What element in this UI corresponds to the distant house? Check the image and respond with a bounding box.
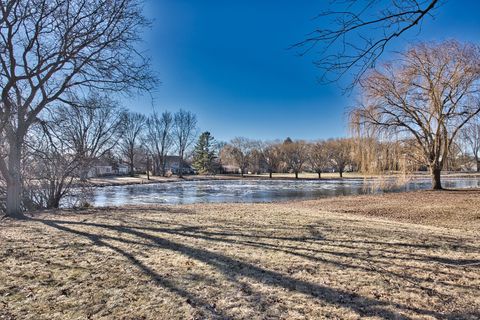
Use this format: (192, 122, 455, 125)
(221, 165, 241, 174)
(164, 156, 195, 175)
(459, 159, 477, 172)
(87, 161, 114, 178)
(117, 163, 130, 175)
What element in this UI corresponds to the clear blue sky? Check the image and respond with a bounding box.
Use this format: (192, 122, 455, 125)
(124, 0, 480, 142)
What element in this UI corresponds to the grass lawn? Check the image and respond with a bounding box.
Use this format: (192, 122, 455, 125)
(1, 190, 479, 319)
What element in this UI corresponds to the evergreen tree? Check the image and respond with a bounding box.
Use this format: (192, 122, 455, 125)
(192, 132, 217, 174)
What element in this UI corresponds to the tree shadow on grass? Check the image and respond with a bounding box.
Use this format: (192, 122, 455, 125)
(37, 220, 229, 319)
(33, 217, 478, 319)
(59, 217, 478, 279)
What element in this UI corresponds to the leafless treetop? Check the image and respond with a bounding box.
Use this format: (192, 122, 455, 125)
(0, 0, 156, 132)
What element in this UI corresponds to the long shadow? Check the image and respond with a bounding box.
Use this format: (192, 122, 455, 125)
(63, 219, 478, 278)
(50, 219, 479, 290)
(130, 214, 478, 252)
(41, 221, 479, 292)
(39, 220, 230, 319)
(56, 205, 198, 216)
(35, 218, 473, 319)
(429, 257, 480, 267)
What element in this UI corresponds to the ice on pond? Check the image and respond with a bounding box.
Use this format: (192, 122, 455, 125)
(68, 177, 480, 207)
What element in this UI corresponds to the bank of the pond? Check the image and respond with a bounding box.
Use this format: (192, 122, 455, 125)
(1, 190, 479, 319)
(85, 173, 377, 188)
(85, 171, 480, 188)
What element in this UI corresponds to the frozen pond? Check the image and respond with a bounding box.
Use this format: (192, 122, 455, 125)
(79, 176, 480, 207)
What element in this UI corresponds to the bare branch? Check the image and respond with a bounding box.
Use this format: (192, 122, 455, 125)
(292, 0, 440, 88)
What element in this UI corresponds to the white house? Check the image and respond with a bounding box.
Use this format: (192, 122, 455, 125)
(87, 165, 113, 178)
(163, 156, 195, 175)
(221, 165, 241, 174)
(117, 164, 130, 175)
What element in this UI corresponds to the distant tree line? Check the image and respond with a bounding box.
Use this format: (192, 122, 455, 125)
(219, 137, 369, 179)
(219, 131, 480, 181)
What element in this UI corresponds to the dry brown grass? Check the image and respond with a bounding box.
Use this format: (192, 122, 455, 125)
(310, 189, 480, 232)
(1, 190, 479, 319)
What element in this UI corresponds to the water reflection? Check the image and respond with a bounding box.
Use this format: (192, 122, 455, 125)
(79, 177, 480, 207)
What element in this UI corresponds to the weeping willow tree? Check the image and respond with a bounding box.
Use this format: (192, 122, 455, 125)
(350, 41, 480, 190)
(349, 115, 405, 175)
(350, 116, 382, 174)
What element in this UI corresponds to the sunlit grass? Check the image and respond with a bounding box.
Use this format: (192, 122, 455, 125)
(1, 190, 479, 319)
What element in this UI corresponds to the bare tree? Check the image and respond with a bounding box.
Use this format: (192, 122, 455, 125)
(260, 141, 283, 178)
(0, 0, 155, 217)
(133, 145, 149, 177)
(444, 138, 466, 172)
(55, 94, 124, 181)
(23, 124, 80, 210)
(222, 137, 255, 177)
(350, 41, 480, 189)
(326, 138, 351, 178)
(173, 110, 197, 178)
(461, 118, 480, 171)
(119, 112, 147, 177)
(308, 141, 330, 179)
(293, 0, 440, 86)
(282, 139, 308, 179)
(247, 141, 265, 175)
(146, 110, 174, 176)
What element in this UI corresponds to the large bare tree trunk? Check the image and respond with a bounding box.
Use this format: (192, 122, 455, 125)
(431, 167, 442, 190)
(317, 171, 321, 179)
(129, 162, 135, 177)
(178, 152, 184, 178)
(47, 194, 61, 209)
(295, 172, 299, 179)
(161, 157, 167, 177)
(129, 151, 135, 177)
(5, 140, 24, 218)
(146, 155, 150, 180)
(79, 162, 89, 182)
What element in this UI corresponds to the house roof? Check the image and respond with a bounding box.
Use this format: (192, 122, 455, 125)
(164, 156, 192, 166)
(90, 159, 112, 167)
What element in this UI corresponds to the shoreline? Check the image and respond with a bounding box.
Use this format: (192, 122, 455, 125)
(84, 171, 480, 188)
(27, 188, 480, 232)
